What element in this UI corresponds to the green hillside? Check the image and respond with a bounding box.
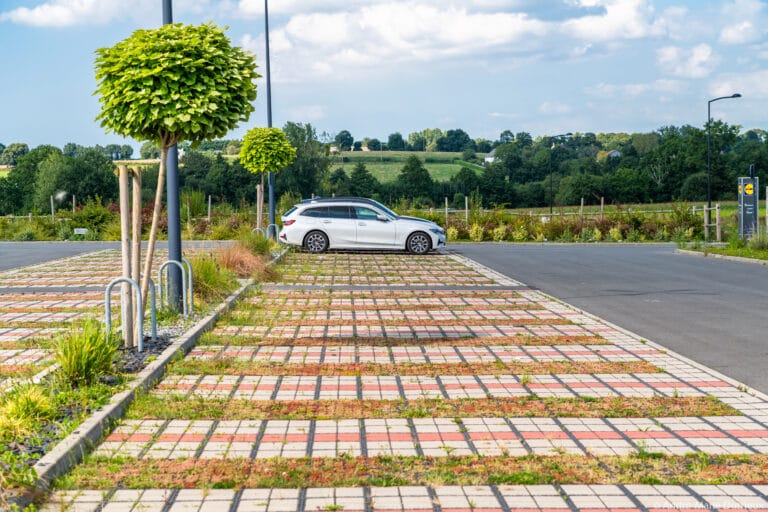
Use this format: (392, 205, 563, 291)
(332, 151, 484, 183)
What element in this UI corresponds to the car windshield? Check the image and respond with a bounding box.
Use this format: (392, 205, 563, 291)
(367, 199, 398, 219)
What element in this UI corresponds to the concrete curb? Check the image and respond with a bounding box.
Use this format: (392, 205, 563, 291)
(675, 248, 768, 267)
(30, 247, 289, 492)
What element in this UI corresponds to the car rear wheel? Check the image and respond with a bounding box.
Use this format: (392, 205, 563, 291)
(406, 232, 431, 255)
(304, 231, 329, 253)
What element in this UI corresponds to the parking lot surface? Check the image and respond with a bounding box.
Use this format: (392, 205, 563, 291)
(41, 251, 768, 510)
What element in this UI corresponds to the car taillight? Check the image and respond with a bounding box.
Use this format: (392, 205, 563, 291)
(283, 219, 296, 226)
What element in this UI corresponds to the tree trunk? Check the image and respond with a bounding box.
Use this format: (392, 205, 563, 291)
(257, 174, 264, 230)
(140, 145, 168, 310)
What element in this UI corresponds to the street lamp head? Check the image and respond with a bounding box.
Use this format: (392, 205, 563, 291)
(731, 93, 742, 98)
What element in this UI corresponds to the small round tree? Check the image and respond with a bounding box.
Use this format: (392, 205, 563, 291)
(95, 22, 259, 303)
(239, 127, 296, 229)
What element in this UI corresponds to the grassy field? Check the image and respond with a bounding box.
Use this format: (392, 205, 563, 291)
(333, 151, 477, 183)
(115, 151, 479, 184)
(0, 168, 10, 178)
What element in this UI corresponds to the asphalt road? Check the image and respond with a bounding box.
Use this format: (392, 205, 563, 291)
(0, 241, 232, 271)
(451, 243, 768, 395)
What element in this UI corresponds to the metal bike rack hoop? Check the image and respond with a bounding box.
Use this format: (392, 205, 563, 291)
(104, 277, 143, 353)
(157, 260, 189, 318)
(181, 257, 194, 316)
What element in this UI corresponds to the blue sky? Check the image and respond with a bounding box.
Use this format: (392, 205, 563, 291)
(1, 0, 766, 151)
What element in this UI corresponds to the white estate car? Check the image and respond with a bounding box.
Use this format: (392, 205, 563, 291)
(279, 197, 446, 254)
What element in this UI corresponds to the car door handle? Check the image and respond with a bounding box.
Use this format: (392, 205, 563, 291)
(358, 222, 367, 226)
(322, 220, 332, 224)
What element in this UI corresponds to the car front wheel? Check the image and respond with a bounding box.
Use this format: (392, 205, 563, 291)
(304, 231, 329, 253)
(406, 232, 431, 255)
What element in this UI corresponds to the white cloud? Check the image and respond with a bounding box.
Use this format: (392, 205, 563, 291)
(718, 0, 766, 44)
(539, 102, 572, 114)
(0, 0, 213, 26)
(285, 104, 327, 121)
(0, 0, 130, 26)
(242, 2, 551, 83)
(719, 21, 760, 44)
(561, 0, 664, 41)
(711, 70, 768, 99)
(657, 44, 719, 78)
(588, 79, 686, 97)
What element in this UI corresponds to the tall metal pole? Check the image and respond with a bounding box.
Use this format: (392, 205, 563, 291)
(265, 0, 276, 237)
(163, 0, 183, 310)
(706, 94, 741, 232)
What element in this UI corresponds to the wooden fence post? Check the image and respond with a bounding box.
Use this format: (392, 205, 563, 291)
(465, 196, 469, 223)
(600, 197, 604, 219)
(716, 204, 721, 242)
(445, 197, 448, 226)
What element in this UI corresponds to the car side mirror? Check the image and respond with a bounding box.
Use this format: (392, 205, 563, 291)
(376, 215, 389, 222)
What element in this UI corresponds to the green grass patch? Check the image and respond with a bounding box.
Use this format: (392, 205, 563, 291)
(127, 395, 738, 421)
(55, 453, 768, 489)
(332, 151, 467, 183)
(165, 359, 661, 377)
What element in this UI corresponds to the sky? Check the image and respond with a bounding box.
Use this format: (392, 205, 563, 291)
(0, 0, 766, 152)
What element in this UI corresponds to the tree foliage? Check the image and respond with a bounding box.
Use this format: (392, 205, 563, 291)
(276, 122, 330, 198)
(94, 21, 258, 307)
(334, 130, 353, 151)
(95, 23, 258, 148)
(240, 127, 296, 175)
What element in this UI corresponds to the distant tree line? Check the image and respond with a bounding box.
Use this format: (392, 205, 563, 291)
(2, 121, 766, 215)
(327, 123, 768, 208)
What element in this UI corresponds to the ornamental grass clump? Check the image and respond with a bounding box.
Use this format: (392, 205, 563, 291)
(190, 253, 239, 304)
(55, 318, 118, 387)
(0, 384, 56, 440)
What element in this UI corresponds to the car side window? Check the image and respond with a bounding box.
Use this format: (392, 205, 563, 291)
(354, 207, 380, 220)
(327, 206, 352, 219)
(300, 207, 327, 217)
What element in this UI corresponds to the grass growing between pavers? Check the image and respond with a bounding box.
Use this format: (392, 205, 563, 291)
(198, 333, 612, 347)
(0, 342, 51, 351)
(166, 359, 661, 376)
(55, 453, 768, 489)
(0, 321, 78, 329)
(127, 395, 739, 421)
(0, 364, 50, 379)
(229, 303, 545, 314)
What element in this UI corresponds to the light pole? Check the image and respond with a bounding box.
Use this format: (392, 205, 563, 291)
(706, 93, 741, 229)
(264, 0, 276, 238)
(549, 133, 572, 214)
(163, 0, 183, 310)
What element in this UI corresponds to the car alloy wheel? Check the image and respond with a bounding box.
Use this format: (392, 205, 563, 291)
(407, 232, 431, 255)
(304, 231, 329, 253)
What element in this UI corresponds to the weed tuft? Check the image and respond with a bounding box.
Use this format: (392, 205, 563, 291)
(54, 318, 118, 387)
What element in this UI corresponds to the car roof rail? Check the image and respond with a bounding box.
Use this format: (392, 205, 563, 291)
(301, 197, 381, 205)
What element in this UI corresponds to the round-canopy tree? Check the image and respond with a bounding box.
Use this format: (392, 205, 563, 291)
(239, 127, 296, 230)
(95, 22, 259, 303)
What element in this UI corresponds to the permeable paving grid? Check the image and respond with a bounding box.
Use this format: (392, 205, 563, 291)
(43, 252, 768, 511)
(0, 249, 171, 392)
